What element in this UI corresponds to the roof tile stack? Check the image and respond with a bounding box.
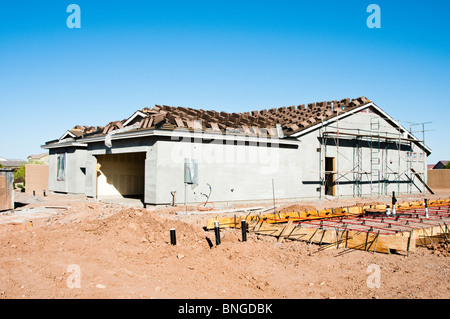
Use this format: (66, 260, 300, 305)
(65, 96, 371, 140)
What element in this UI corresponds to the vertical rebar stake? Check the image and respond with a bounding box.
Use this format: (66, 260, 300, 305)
(170, 228, 176, 246)
(272, 179, 276, 217)
(392, 191, 397, 215)
(241, 219, 247, 242)
(214, 221, 221, 245)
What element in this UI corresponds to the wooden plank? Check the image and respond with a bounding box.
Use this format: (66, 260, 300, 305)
(277, 220, 293, 242)
(253, 221, 414, 254)
(411, 168, 435, 194)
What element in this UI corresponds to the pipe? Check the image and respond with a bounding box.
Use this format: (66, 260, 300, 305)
(214, 221, 221, 245)
(170, 191, 176, 206)
(392, 191, 397, 215)
(170, 228, 176, 245)
(241, 220, 247, 242)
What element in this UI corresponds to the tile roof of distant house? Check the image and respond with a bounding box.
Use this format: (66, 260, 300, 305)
(28, 153, 48, 159)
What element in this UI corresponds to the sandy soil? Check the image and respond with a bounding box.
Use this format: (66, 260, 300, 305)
(0, 190, 449, 299)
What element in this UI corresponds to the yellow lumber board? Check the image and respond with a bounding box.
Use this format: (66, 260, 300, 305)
(205, 199, 450, 230)
(253, 221, 415, 254)
(414, 225, 450, 246)
(278, 220, 294, 242)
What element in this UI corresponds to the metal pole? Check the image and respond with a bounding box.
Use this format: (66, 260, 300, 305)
(272, 179, 276, 216)
(392, 191, 397, 215)
(424, 198, 429, 218)
(170, 228, 176, 245)
(241, 220, 247, 242)
(184, 183, 187, 214)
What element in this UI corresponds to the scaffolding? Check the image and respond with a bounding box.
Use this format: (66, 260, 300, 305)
(321, 115, 419, 198)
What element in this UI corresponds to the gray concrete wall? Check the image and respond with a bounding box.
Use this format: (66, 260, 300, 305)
(153, 137, 302, 205)
(48, 147, 87, 194)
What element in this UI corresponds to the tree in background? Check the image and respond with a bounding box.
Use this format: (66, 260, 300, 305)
(14, 164, 25, 184)
(445, 162, 450, 169)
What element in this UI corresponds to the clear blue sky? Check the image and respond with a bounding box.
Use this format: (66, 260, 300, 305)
(1, 1, 449, 164)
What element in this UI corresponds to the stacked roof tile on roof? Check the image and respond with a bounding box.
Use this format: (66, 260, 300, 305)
(62, 96, 371, 140)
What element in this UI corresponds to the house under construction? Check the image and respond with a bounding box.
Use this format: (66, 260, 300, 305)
(41, 96, 431, 206)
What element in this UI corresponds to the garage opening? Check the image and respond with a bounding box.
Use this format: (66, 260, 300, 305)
(96, 152, 145, 202)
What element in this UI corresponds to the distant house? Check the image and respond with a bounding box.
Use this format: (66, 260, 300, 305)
(27, 153, 49, 165)
(432, 161, 449, 169)
(0, 158, 27, 170)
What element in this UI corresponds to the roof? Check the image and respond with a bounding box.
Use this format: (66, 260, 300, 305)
(42, 96, 431, 154)
(432, 161, 449, 169)
(47, 96, 371, 141)
(0, 160, 26, 168)
(28, 153, 48, 159)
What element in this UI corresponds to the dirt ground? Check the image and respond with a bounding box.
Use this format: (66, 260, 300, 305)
(0, 190, 449, 299)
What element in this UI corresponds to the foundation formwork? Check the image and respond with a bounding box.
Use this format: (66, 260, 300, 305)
(207, 198, 450, 255)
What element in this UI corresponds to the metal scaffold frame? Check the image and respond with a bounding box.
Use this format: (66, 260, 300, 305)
(320, 113, 419, 198)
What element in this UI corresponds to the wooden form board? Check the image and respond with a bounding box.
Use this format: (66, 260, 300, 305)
(206, 198, 450, 230)
(205, 198, 450, 254)
(205, 206, 363, 230)
(251, 220, 416, 254)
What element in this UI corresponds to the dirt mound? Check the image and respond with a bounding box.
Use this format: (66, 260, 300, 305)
(278, 204, 317, 214)
(355, 202, 384, 207)
(81, 207, 205, 246)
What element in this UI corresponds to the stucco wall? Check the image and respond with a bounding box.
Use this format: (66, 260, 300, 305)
(154, 137, 301, 205)
(48, 147, 87, 194)
(25, 164, 49, 195)
(427, 169, 450, 189)
(0, 169, 14, 211)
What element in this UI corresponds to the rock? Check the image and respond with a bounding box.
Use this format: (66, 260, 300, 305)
(96, 284, 106, 289)
(177, 254, 185, 259)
